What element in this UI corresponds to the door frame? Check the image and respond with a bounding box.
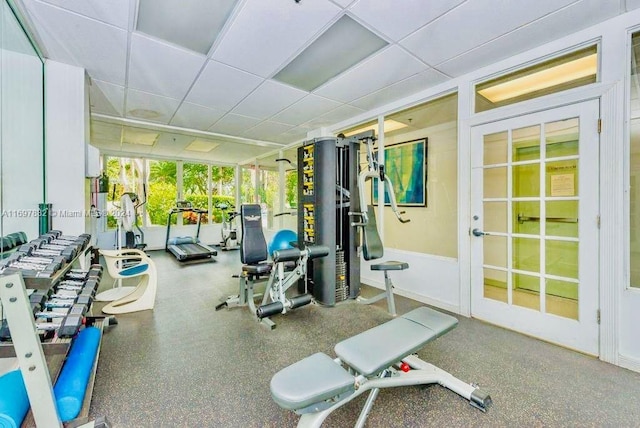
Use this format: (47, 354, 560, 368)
(469, 101, 600, 355)
(458, 81, 623, 363)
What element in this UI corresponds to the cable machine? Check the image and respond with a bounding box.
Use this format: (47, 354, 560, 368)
(297, 133, 366, 306)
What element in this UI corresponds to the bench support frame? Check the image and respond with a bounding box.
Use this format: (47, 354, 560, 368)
(296, 354, 490, 428)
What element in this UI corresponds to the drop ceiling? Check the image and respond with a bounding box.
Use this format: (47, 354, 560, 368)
(16, 0, 640, 164)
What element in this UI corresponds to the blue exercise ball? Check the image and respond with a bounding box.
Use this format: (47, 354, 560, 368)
(269, 229, 297, 256)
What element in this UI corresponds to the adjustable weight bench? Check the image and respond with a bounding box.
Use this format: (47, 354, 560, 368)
(271, 307, 491, 427)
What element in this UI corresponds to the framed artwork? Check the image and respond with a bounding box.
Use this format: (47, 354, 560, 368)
(372, 138, 427, 206)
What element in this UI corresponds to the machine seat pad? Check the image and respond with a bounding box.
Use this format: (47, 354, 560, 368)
(270, 353, 355, 411)
(242, 263, 272, 275)
(335, 307, 458, 376)
(371, 261, 409, 271)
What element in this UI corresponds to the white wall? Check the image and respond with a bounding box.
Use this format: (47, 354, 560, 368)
(44, 60, 89, 236)
(1, 49, 43, 240)
(327, 8, 640, 371)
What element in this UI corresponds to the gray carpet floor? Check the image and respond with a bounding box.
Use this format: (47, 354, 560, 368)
(89, 250, 640, 427)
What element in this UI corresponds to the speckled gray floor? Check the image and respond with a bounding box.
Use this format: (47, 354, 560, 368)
(89, 250, 640, 427)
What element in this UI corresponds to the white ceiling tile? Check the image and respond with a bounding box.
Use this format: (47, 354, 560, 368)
(26, 0, 128, 84)
(128, 34, 207, 100)
(350, 0, 465, 41)
(90, 120, 122, 145)
(315, 45, 427, 103)
(121, 142, 153, 154)
(270, 127, 309, 144)
(243, 121, 294, 139)
(151, 134, 194, 156)
(212, 0, 341, 77)
(209, 114, 262, 135)
(350, 69, 449, 110)
(271, 95, 341, 125)
(315, 104, 365, 124)
(332, 0, 355, 7)
(232, 80, 308, 119)
(170, 102, 226, 131)
(90, 79, 125, 115)
(401, 0, 576, 66)
(437, 0, 620, 78)
(204, 143, 272, 163)
(186, 60, 263, 110)
(125, 89, 181, 124)
(39, 0, 131, 29)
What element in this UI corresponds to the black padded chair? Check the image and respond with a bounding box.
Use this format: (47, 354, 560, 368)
(240, 204, 272, 278)
(359, 205, 408, 316)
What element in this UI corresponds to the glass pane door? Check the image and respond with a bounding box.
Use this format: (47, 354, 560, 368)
(471, 101, 599, 355)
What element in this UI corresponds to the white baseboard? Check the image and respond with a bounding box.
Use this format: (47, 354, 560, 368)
(618, 354, 640, 373)
(360, 275, 461, 315)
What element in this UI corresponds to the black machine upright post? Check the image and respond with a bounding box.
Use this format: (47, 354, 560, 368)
(297, 136, 362, 306)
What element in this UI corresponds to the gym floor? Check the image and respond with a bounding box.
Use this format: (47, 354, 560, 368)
(89, 249, 640, 427)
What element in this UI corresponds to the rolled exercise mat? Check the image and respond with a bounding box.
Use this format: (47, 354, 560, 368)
(0, 370, 29, 428)
(53, 327, 101, 422)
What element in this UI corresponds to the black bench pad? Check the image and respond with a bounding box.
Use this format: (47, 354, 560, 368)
(371, 261, 409, 271)
(242, 263, 271, 275)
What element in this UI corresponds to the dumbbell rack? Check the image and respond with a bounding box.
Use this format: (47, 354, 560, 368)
(0, 247, 108, 427)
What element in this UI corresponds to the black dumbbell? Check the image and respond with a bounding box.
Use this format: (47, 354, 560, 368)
(19, 241, 75, 262)
(0, 265, 57, 279)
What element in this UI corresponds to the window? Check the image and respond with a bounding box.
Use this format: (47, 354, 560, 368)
(241, 166, 256, 204)
(183, 162, 209, 225)
(105, 157, 144, 229)
(258, 165, 280, 230)
(147, 160, 177, 226)
(211, 165, 236, 223)
(630, 32, 640, 288)
(475, 45, 598, 113)
(283, 147, 299, 212)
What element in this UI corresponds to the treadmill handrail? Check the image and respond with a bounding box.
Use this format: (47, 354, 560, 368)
(165, 206, 207, 252)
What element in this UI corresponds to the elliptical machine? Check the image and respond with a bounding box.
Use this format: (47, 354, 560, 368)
(217, 202, 240, 251)
(113, 185, 147, 252)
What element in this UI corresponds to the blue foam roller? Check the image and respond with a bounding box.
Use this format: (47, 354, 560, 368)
(0, 370, 29, 428)
(54, 327, 101, 422)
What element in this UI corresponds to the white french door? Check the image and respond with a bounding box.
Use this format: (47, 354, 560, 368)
(470, 100, 600, 355)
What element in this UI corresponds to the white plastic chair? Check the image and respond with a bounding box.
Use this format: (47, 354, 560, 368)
(98, 249, 157, 314)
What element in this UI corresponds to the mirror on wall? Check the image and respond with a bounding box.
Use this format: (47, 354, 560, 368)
(0, 0, 45, 256)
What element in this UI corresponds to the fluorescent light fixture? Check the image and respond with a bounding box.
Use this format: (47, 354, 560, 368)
(137, 0, 237, 54)
(344, 120, 408, 137)
(478, 54, 597, 103)
(185, 139, 220, 152)
(122, 128, 158, 146)
(274, 15, 388, 91)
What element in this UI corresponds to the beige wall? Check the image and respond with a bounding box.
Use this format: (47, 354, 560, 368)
(381, 121, 458, 258)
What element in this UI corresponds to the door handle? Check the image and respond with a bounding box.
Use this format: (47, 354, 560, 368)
(472, 228, 487, 237)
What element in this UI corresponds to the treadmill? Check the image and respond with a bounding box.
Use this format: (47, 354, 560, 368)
(165, 201, 218, 262)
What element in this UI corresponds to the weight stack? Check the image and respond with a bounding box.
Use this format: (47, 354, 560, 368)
(335, 250, 348, 302)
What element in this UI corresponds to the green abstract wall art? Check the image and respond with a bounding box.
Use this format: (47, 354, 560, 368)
(372, 138, 427, 206)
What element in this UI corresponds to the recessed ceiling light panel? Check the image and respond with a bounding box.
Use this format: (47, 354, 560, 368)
(274, 15, 388, 92)
(185, 139, 220, 152)
(137, 0, 237, 54)
(123, 127, 159, 146)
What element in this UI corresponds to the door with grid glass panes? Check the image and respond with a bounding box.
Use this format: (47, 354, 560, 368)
(470, 101, 600, 355)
